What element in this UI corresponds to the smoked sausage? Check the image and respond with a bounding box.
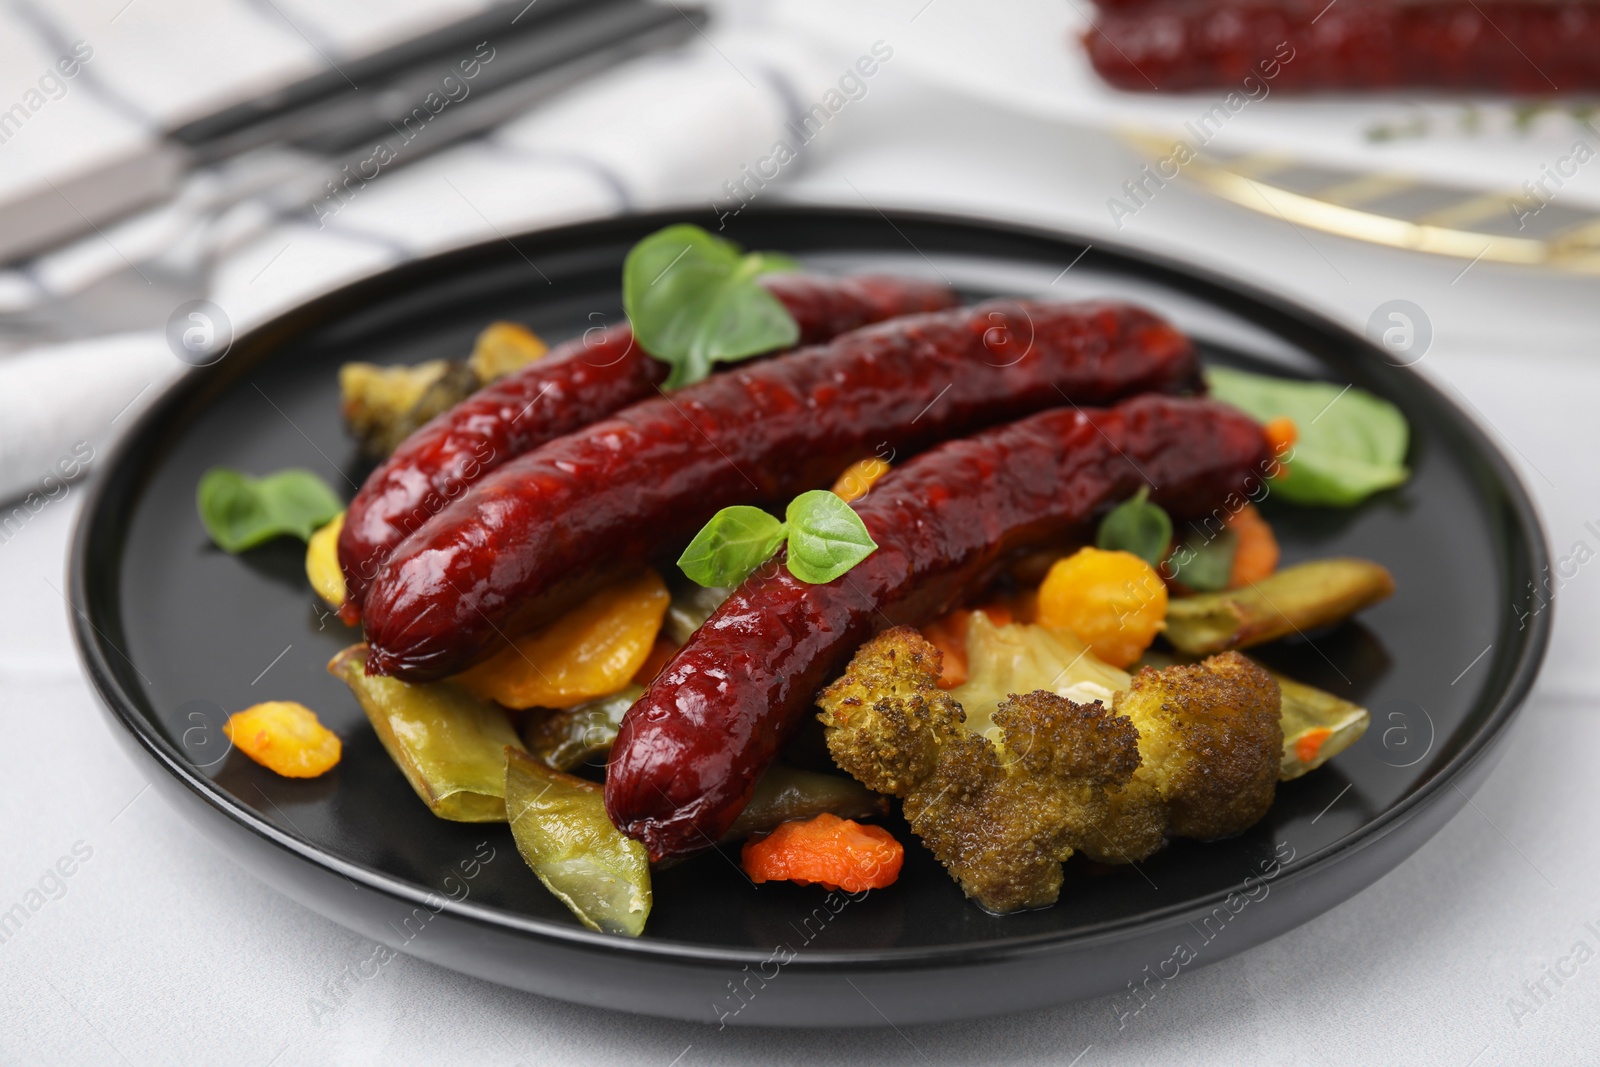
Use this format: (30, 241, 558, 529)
(337, 274, 958, 619)
(606, 394, 1270, 861)
(360, 301, 1203, 680)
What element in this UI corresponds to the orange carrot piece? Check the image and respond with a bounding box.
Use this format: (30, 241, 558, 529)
(1262, 416, 1298, 481)
(919, 601, 1023, 688)
(1227, 503, 1281, 588)
(741, 813, 904, 892)
(975, 603, 1012, 627)
(998, 588, 1038, 625)
(1295, 727, 1333, 765)
(921, 610, 972, 689)
(1264, 416, 1298, 455)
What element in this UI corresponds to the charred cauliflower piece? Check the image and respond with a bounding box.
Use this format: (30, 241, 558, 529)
(1078, 774, 1169, 867)
(817, 632, 1283, 914)
(817, 627, 964, 797)
(907, 692, 1139, 913)
(339, 322, 547, 459)
(339, 360, 478, 460)
(1089, 651, 1282, 860)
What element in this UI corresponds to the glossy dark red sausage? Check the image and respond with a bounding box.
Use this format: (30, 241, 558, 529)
(336, 274, 958, 619)
(606, 395, 1270, 861)
(1086, 0, 1600, 93)
(361, 300, 1203, 680)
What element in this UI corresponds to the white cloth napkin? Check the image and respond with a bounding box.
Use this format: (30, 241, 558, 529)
(0, 30, 848, 503)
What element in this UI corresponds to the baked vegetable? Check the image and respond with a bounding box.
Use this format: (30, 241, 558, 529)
(741, 813, 905, 892)
(831, 457, 891, 503)
(1087, 653, 1283, 861)
(812, 626, 966, 798)
(950, 613, 1130, 737)
(724, 767, 889, 841)
(1226, 504, 1280, 588)
(454, 570, 669, 710)
(328, 645, 524, 821)
(224, 701, 342, 778)
(820, 630, 1127, 911)
(1035, 546, 1168, 668)
(305, 512, 346, 610)
(525, 686, 644, 772)
(819, 629, 1282, 912)
(362, 300, 1204, 679)
(662, 584, 731, 646)
(337, 273, 957, 617)
(505, 746, 651, 937)
(907, 690, 1143, 912)
(1276, 673, 1369, 779)
(605, 394, 1266, 862)
(1164, 558, 1395, 655)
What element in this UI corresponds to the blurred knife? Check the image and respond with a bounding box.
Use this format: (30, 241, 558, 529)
(0, 0, 703, 271)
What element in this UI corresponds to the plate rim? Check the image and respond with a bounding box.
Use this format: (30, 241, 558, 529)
(67, 203, 1552, 971)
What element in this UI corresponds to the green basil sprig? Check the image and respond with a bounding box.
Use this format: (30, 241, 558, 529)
(1207, 367, 1409, 507)
(676, 506, 787, 589)
(1094, 486, 1171, 568)
(1166, 529, 1238, 592)
(1096, 486, 1237, 591)
(197, 467, 342, 553)
(622, 224, 801, 389)
(678, 490, 878, 588)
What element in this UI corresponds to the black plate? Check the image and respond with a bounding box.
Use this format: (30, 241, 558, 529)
(69, 207, 1549, 1027)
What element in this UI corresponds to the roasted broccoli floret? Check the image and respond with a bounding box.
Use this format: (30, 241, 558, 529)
(816, 627, 964, 797)
(906, 691, 1139, 913)
(817, 630, 1284, 914)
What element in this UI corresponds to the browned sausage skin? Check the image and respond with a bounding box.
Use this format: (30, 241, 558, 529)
(1086, 0, 1600, 94)
(336, 274, 958, 620)
(359, 300, 1202, 680)
(606, 394, 1270, 862)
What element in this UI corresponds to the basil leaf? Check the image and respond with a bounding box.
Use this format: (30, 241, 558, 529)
(1167, 528, 1238, 592)
(1095, 486, 1172, 567)
(622, 225, 801, 389)
(197, 467, 342, 553)
(1207, 367, 1409, 507)
(676, 505, 787, 588)
(784, 490, 878, 584)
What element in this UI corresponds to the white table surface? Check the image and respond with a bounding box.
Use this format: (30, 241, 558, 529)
(4, 48, 1600, 1067)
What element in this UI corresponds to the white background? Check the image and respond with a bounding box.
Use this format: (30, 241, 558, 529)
(3, 3, 1600, 1064)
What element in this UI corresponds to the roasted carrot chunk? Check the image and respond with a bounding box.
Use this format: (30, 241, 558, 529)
(1036, 547, 1167, 668)
(741, 813, 904, 892)
(1264, 416, 1298, 456)
(1294, 727, 1333, 765)
(920, 603, 1018, 690)
(225, 701, 341, 778)
(1227, 503, 1281, 588)
(921, 611, 972, 689)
